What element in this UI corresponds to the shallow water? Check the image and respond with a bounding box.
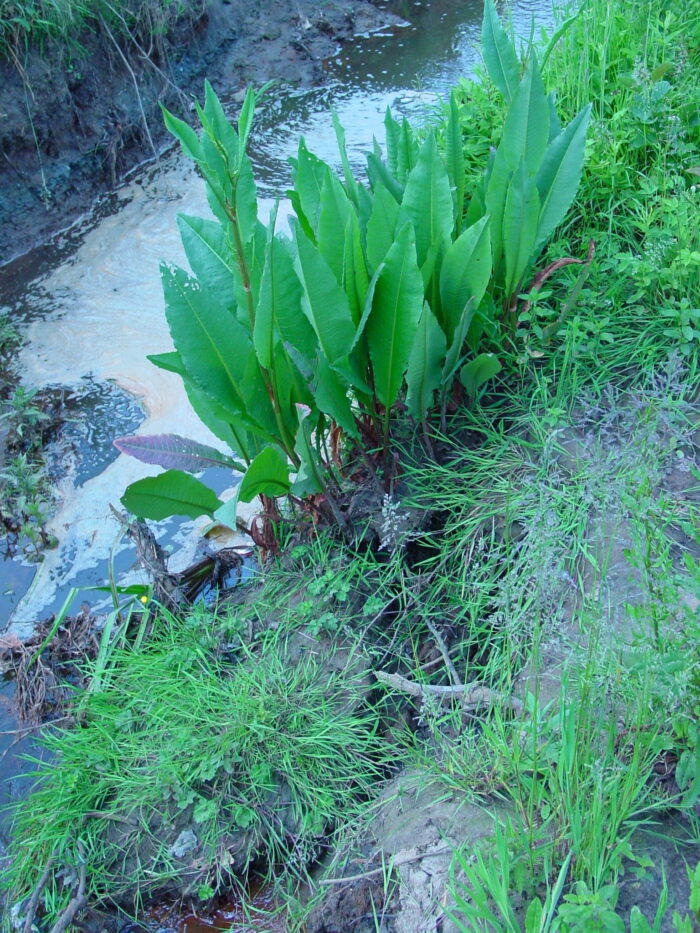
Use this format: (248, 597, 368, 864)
(0, 0, 552, 630)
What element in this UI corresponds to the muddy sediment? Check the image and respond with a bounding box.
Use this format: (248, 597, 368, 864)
(0, 0, 399, 264)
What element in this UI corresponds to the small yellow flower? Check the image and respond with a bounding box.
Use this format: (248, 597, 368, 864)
(140, 595, 149, 605)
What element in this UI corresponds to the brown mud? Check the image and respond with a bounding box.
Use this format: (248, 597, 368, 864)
(0, 0, 400, 264)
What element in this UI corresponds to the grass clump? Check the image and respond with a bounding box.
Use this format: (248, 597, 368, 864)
(3, 606, 387, 923)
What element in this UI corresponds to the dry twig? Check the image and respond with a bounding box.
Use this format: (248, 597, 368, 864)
(374, 670, 523, 713)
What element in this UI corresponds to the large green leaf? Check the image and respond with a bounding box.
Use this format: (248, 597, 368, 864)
(384, 107, 401, 176)
(291, 139, 329, 233)
(343, 210, 369, 326)
(214, 446, 291, 529)
(441, 298, 476, 388)
(400, 134, 453, 269)
(331, 111, 359, 207)
(161, 104, 203, 162)
(484, 147, 511, 274)
(405, 304, 447, 422)
(292, 221, 356, 365)
(365, 182, 401, 273)
(535, 104, 592, 251)
(238, 445, 291, 502)
(121, 469, 223, 521)
(366, 152, 404, 204)
(501, 54, 550, 174)
(460, 353, 502, 401)
(366, 223, 424, 408)
(439, 215, 492, 342)
(397, 117, 419, 183)
(314, 356, 360, 440)
(481, 0, 520, 103)
(317, 171, 352, 284)
(177, 215, 236, 307)
(503, 161, 541, 299)
(254, 209, 311, 368)
(161, 263, 251, 415)
(445, 90, 466, 233)
(236, 85, 257, 168)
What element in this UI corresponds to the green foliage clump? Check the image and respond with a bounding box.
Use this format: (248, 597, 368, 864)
(116, 1, 591, 532)
(451, 0, 700, 377)
(3, 610, 385, 925)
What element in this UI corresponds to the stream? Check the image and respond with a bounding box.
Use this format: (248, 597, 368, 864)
(0, 0, 553, 885)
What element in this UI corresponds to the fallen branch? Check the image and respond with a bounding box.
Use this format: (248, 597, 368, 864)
(23, 858, 55, 933)
(374, 670, 523, 713)
(423, 617, 462, 688)
(319, 845, 454, 886)
(47, 854, 87, 933)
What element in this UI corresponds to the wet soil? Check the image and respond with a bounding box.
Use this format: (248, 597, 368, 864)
(0, 0, 400, 264)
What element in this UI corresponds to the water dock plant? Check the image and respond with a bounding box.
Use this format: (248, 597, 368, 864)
(114, 2, 591, 531)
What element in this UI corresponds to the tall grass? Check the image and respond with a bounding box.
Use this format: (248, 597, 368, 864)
(0, 0, 198, 61)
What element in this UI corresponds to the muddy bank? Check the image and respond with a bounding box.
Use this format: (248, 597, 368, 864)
(0, 0, 400, 264)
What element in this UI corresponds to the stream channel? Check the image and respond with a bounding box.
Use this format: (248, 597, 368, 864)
(0, 0, 552, 908)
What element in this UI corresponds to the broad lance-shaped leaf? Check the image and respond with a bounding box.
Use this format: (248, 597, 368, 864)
(291, 405, 324, 498)
(214, 446, 291, 528)
(314, 356, 360, 440)
(366, 152, 404, 204)
(114, 434, 245, 473)
(460, 353, 502, 401)
(366, 223, 424, 408)
(535, 104, 592, 252)
(503, 161, 540, 299)
(292, 219, 356, 365)
(441, 298, 476, 388)
(317, 171, 352, 285)
(161, 263, 251, 416)
(343, 210, 369, 326)
(254, 207, 314, 369)
(406, 304, 447, 423)
(400, 133, 453, 269)
(122, 469, 223, 521)
(291, 139, 330, 233)
(445, 91, 466, 233)
(177, 215, 236, 308)
(439, 215, 492, 342)
(331, 111, 359, 207)
(484, 147, 512, 275)
(162, 104, 203, 162)
(481, 0, 520, 103)
(365, 182, 400, 273)
(236, 85, 257, 169)
(500, 53, 549, 174)
(397, 117, 419, 183)
(384, 107, 401, 177)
